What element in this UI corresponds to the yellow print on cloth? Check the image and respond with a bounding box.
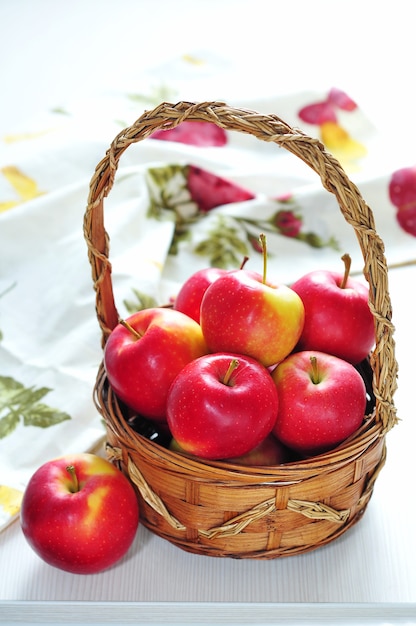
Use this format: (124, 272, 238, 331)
(0, 166, 45, 213)
(0, 485, 23, 520)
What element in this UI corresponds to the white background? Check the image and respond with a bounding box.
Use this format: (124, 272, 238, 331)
(2, 0, 416, 133)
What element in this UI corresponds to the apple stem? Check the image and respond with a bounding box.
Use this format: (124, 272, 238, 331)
(222, 358, 239, 386)
(340, 253, 352, 289)
(118, 318, 142, 340)
(240, 256, 250, 270)
(309, 356, 321, 384)
(259, 233, 267, 284)
(66, 465, 79, 493)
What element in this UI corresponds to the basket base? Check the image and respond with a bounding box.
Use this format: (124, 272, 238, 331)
(104, 425, 385, 559)
(139, 502, 370, 559)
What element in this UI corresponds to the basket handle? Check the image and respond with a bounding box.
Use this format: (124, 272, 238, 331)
(83, 100, 398, 432)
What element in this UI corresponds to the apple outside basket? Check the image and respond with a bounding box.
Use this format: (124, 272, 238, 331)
(84, 101, 398, 559)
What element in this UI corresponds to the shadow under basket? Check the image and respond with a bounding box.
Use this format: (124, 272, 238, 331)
(84, 101, 398, 559)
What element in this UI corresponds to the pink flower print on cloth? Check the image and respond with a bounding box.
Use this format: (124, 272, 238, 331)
(150, 121, 227, 147)
(298, 88, 367, 164)
(145, 164, 341, 268)
(187, 165, 255, 212)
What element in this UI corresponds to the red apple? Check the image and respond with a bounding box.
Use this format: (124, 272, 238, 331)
(173, 266, 228, 323)
(169, 433, 292, 466)
(169, 437, 199, 457)
(200, 269, 305, 367)
(271, 350, 367, 456)
(396, 204, 416, 236)
(166, 353, 279, 460)
(224, 434, 293, 466)
(388, 164, 416, 234)
(290, 254, 375, 364)
(20, 453, 139, 574)
(104, 307, 208, 421)
(388, 164, 416, 210)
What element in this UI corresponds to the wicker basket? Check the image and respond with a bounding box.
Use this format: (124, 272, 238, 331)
(84, 101, 398, 559)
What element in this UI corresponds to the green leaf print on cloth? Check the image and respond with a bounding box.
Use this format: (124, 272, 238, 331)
(123, 288, 159, 314)
(145, 164, 340, 268)
(0, 376, 71, 439)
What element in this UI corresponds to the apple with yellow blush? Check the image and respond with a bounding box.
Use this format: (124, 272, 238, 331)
(200, 236, 305, 367)
(104, 307, 208, 421)
(20, 453, 139, 574)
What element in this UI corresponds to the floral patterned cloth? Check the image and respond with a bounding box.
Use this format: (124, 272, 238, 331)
(0, 52, 415, 530)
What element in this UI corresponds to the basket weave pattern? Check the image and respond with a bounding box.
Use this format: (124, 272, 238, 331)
(84, 101, 398, 558)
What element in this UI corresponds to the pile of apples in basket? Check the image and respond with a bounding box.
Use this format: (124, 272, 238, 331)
(106, 235, 375, 464)
(20, 234, 375, 574)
